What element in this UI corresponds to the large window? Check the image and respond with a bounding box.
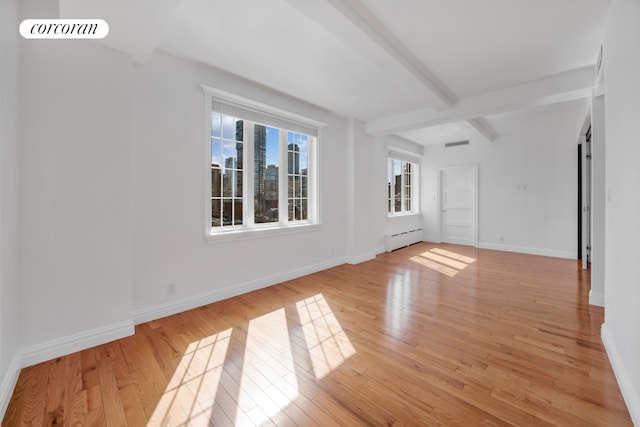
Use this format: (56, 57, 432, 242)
(387, 151, 419, 216)
(204, 86, 321, 240)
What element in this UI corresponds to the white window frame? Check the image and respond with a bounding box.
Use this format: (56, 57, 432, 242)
(387, 147, 420, 217)
(202, 85, 324, 243)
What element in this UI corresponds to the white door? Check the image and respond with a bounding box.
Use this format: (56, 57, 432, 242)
(439, 165, 478, 246)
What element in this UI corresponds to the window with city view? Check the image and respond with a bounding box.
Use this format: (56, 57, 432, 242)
(387, 154, 418, 216)
(205, 85, 320, 239)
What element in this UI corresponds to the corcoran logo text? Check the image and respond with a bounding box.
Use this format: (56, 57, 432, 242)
(19, 19, 109, 39)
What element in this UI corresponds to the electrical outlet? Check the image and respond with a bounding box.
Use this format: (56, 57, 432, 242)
(499, 235, 505, 242)
(168, 283, 176, 295)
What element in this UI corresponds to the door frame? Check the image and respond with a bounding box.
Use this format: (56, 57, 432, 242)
(437, 164, 478, 247)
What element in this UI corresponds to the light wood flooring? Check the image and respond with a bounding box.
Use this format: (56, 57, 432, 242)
(2, 243, 633, 426)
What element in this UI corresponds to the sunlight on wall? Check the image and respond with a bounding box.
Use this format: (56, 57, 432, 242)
(296, 294, 356, 379)
(148, 328, 232, 426)
(410, 248, 476, 277)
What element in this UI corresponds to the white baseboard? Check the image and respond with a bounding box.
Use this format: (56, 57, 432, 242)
(601, 323, 640, 426)
(589, 290, 605, 307)
(1, 320, 134, 420)
(0, 354, 21, 422)
(422, 236, 441, 244)
(346, 252, 376, 265)
(132, 256, 347, 325)
(478, 242, 576, 259)
(20, 320, 134, 369)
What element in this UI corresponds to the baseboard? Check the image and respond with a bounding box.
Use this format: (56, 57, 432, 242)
(601, 323, 640, 426)
(20, 320, 134, 369)
(589, 290, 605, 307)
(422, 236, 441, 244)
(132, 256, 347, 325)
(0, 353, 21, 422)
(478, 242, 576, 259)
(346, 252, 376, 265)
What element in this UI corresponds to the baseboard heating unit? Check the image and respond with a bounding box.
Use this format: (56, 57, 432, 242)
(385, 228, 423, 252)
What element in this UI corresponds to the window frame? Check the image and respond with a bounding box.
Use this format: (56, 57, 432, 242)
(202, 85, 324, 243)
(387, 148, 420, 217)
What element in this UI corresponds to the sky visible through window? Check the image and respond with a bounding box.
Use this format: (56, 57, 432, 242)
(265, 126, 279, 166)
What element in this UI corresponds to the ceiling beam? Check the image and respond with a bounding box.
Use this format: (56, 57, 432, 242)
(60, 0, 183, 64)
(284, 0, 456, 110)
(325, 0, 456, 108)
(366, 65, 595, 136)
(467, 118, 498, 142)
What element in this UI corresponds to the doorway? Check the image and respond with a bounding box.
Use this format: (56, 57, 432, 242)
(438, 165, 478, 246)
(579, 127, 592, 270)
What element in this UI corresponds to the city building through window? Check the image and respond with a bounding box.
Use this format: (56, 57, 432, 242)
(203, 85, 321, 240)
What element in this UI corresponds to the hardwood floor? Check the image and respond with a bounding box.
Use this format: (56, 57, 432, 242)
(2, 243, 633, 426)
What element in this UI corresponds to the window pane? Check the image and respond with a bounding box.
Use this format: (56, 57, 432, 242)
(288, 199, 294, 221)
(301, 176, 308, 198)
(211, 137, 221, 166)
(294, 199, 301, 220)
(223, 170, 233, 197)
(223, 116, 242, 141)
(236, 170, 243, 198)
(212, 199, 221, 227)
(254, 124, 279, 224)
(222, 199, 232, 226)
(301, 199, 308, 220)
(288, 176, 294, 198)
(294, 176, 300, 198)
(234, 199, 243, 225)
(211, 167, 221, 197)
(288, 150, 297, 174)
(223, 139, 240, 169)
(211, 113, 221, 138)
(297, 134, 308, 173)
(405, 198, 411, 212)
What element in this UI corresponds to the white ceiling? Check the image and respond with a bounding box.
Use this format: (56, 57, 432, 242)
(62, 0, 610, 145)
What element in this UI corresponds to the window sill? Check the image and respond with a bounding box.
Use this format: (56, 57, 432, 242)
(205, 223, 321, 244)
(387, 212, 420, 220)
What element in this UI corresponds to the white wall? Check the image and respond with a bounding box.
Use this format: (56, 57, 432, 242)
(130, 52, 350, 319)
(345, 120, 377, 262)
(0, 0, 22, 415)
(590, 94, 606, 307)
(601, 0, 640, 423)
(422, 100, 585, 258)
(18, 0, 135, 357)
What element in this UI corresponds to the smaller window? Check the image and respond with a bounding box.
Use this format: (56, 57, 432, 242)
(387, 151, 419, 216)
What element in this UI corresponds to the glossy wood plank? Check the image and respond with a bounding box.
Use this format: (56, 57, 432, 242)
(2, 243, 633, 426)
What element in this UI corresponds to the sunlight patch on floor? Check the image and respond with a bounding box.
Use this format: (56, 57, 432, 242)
(147, 328, 232, 426)
(410, 247, 476, 277)
(238, 308, 300, 425)
(296, 294, 356, 380)
(147, 295, 355, 425)
(385, 271, 414, 335)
